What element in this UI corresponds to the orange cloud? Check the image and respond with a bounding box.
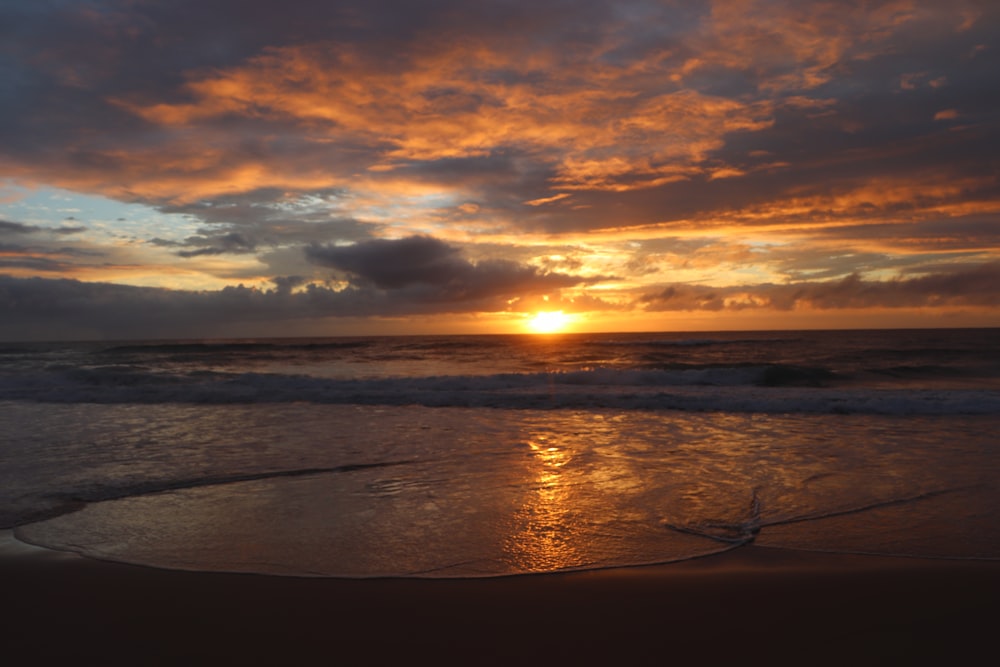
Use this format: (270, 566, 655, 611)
(2, 0, 997, 335)
(110, 41, 778, 198)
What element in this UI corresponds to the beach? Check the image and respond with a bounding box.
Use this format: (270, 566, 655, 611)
(4, 532, 998, 665)
(3, 0, 999, 657)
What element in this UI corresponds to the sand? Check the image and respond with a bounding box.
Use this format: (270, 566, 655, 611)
(2, 532, 998, 665)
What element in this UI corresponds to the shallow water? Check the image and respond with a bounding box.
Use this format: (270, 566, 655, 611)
(8, 402, 999, 577)
(4, 329, 998, 576)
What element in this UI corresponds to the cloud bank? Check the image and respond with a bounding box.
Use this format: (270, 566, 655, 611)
(3, 261, 995, 340)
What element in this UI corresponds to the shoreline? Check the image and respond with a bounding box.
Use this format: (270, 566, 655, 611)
(3, 532, 999, 665)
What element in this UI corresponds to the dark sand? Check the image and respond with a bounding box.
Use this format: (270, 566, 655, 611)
(3, 532, 998, 666)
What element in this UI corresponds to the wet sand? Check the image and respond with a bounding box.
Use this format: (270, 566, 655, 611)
(3, 533, 998, 665)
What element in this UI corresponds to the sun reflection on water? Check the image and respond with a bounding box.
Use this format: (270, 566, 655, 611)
(502, 434, 588, 572)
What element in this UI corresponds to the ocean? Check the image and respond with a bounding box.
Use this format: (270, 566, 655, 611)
(2, 328, 998, 577)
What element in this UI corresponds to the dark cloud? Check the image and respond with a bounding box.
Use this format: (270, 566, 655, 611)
(142, 192, 382, 263)
(52, 225, 87, 235)
(0, 256, 78, 273)
(0, 219, 101, 274)
(148, 192, 381, 257)
(306, 235, 596, 300)
(0, 220, 85, 236)
(0, 220, 38, 234)
(0, 275, 299, 339)
(0, 261, 586, 340)
(175, 231, 258, 257)
(306, 236, 465, 289)
(1, 260, 996, 341)
(804, 215, 1000, 253)
(1, 232, 609, 337)
(641, 262, 1000, 312)
(270, 275, 307, 294)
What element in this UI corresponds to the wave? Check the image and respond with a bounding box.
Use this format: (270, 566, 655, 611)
(96, 340, 374, 355)
(632, 363, 836, 386)
(3, 365, 998, 415)
(588, 336, 803, 348)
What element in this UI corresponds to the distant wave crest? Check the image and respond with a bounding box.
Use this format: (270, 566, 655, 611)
(3, 365, 998, 415)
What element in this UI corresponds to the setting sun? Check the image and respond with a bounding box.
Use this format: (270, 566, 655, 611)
(527, 311, 571, 334)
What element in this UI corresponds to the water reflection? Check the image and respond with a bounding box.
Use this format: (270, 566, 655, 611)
(14, 405, 999, 577)
(503, 433, 587, 572)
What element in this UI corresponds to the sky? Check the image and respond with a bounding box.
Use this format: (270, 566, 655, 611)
(1, 0, 998, 339)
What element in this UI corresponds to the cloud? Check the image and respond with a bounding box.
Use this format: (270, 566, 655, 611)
(307, 236, 466, 289)
(306, 235, 598, 301)
(641, 261, 1000, 311)
(5, 0, 993, 225)
(0, 255, 80, 273)
(4, 260, 995, 341)
(0, 218, 103, 276)
(168, 231, 259, 257)
(0, 262, 589, 340)
(0, 220, 38, 234)
(0, 220, 86, 236)
(0, 1, 998, 333)
(0, 232, 613, 338)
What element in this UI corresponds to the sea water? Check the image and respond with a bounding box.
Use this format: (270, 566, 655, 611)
(1, 329, 998, 577)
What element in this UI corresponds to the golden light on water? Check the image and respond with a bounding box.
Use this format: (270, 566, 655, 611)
(504, 435, 584, 572)
(527, 310, 572, 334)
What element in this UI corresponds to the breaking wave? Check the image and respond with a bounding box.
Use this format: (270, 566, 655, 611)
(3, 364, 997, 415)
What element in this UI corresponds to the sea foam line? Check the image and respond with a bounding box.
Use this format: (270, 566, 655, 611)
(2, 367, 999, 414)
(7, 460, 419, 530)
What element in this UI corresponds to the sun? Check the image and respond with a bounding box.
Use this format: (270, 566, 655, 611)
(527, 310, 571, 334)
